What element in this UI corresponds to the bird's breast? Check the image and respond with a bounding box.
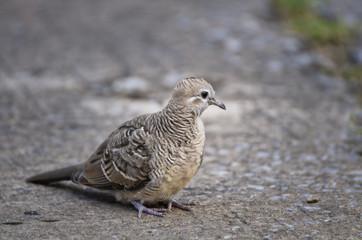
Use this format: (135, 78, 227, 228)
(160, 118, 205, 197)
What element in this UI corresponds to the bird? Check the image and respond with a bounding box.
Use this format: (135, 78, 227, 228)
(27, 77, 226, 218)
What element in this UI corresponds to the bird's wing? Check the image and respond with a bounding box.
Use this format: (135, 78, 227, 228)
(72, 120, 152, 191)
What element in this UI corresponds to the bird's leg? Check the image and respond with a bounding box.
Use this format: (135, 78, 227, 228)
(131, 201, 167, 218)
(167, 199, 197, 211)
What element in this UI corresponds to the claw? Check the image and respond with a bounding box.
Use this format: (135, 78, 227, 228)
(131, 201, 165, 218)
(149, 208, 169, 212)
(131, 200, 197, 217)
(167, 199, 197, 211)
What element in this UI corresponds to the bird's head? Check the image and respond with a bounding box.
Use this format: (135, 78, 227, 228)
(169, 77, 226, 116)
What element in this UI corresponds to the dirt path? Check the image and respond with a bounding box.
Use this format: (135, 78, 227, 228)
(1, 0, 361, 239)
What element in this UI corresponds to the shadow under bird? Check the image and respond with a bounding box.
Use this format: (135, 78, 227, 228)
(27, 77, 226, 218)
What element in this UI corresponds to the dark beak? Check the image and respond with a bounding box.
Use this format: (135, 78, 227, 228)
(209, 98, 226, 110)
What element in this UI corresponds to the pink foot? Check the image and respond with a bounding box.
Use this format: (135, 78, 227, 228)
(131, 201, 167, 218)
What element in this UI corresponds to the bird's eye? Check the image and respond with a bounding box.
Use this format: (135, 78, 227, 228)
(201, 91, 209, 99)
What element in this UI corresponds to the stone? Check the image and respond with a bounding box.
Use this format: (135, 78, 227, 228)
(348, 47, 362, 65)
(281, 38, 301, 54)
(266, 59, 284, 74)
(224, 37, 243, 53)
(112, 76, 150, 96)
(306, 196, 319, 204)
(294, 53, 313, 68)
(162, 71, 186, 88)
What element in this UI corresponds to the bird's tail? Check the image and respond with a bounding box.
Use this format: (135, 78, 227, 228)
(26, 165, 81, 184)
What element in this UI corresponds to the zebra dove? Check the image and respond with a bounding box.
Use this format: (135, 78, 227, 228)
(27, 77, 226, 218)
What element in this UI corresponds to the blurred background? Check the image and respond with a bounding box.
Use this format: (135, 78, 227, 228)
(1, 0, 361, 239)
(1, 0, 361, 97)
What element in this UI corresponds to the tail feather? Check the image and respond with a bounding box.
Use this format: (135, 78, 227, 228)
(26, 165, 81, 184)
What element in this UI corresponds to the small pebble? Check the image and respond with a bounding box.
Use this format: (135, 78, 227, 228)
(306, 196, 319, 204)
(348, 47, 362, 65)
(112, 76, 150, 96)
(24, 211, 39, 215)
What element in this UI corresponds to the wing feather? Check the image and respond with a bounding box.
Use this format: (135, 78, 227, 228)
(74, 116, 152, 191)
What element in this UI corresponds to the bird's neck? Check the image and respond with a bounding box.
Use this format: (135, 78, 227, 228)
(158, 104, 198, 136)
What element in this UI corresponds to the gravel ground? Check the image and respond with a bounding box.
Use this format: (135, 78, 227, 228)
(1, 0, 361, 239)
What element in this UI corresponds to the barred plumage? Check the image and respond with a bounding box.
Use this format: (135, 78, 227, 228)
(26, 77, 226, 218)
